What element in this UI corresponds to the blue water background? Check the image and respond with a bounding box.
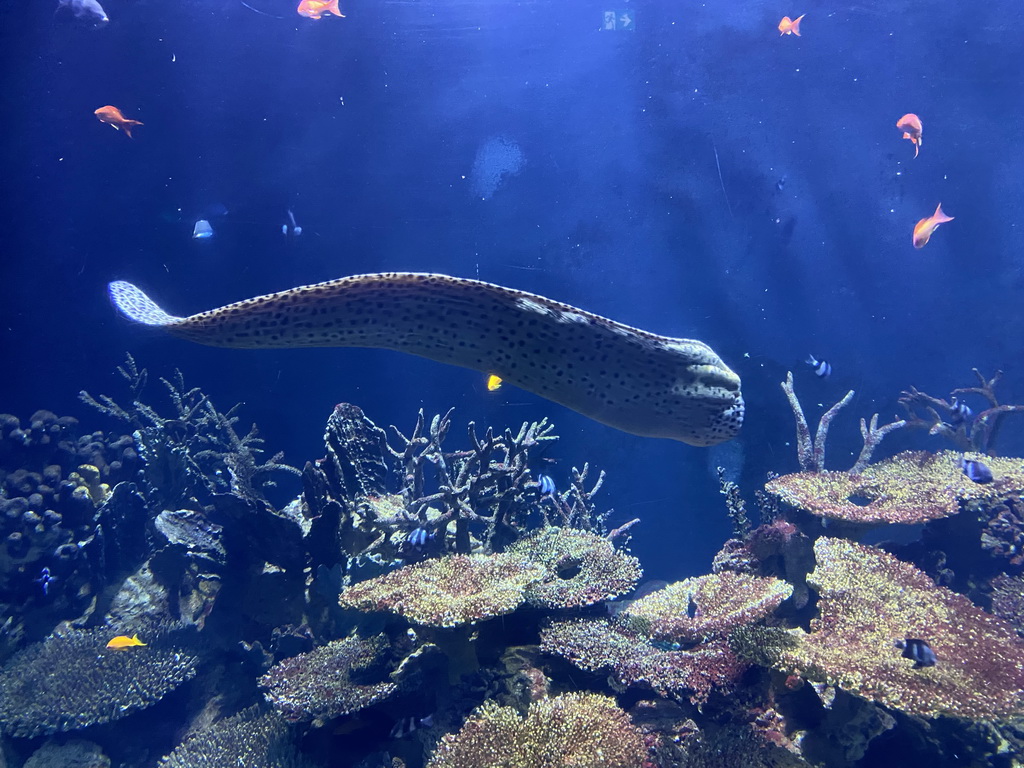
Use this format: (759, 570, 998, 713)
(2, 0, 1023, 578)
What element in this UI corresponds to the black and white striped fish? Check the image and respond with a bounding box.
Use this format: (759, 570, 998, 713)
(805, 354, 832, 379)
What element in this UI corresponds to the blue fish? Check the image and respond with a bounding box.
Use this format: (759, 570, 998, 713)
(537, 474, 556, 495)
(895, 638, 937, 668)
(805, 354, 831, 379)
(961, 457, 993, 484)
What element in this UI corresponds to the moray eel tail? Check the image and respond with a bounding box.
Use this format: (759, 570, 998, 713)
(109, 281, 183, 326)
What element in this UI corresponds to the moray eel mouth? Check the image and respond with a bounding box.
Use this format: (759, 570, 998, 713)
(108, 273, 743, 446)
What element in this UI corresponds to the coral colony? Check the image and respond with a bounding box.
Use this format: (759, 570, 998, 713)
(1, 360, 1023, 767)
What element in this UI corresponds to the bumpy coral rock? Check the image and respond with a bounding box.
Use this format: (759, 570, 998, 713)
(990, 573, 1024, 637)
(159, 706, 316, 768)
(338, 553, 546, 627)
(425, 693, 645, 768)
(507, 527, 642, 609)
(0, 625, 200, 737)
(766, 450, 1024, 525)
(24, 739, 110, 768)
(625, 572, 792, 642)
(764, 538, 1024, 719)
(259, 635, 398, 723)
(540, 618, 746, 703)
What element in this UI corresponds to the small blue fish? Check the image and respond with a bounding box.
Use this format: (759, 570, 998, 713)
(537, 474, 556, 495)
(895, 638, 937, 668)
(961, 457, 993, 484)
(33, 567, 55, 596)
(805, 354, 831, 379)
(949, 397, 973, 424)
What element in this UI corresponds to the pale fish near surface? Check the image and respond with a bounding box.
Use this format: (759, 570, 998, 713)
(107, 273, 743, 446)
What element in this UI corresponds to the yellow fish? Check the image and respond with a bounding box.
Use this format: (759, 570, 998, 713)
(486, 374, 503, 391)
(106, 634, 147, 650)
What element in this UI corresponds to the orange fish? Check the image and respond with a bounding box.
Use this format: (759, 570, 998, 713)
(896, 113, 923, 158)
(297, 0, 344, 19)
(486, 374, 503, 392)
(106, 634, 147, 650)
(778, 14, 804, 35)
(912, 203, 954, 249)
(94, 106, 143, 138)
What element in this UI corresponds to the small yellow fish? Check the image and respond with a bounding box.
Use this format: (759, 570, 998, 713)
(486, 374, 503, 391)
(106, 634, 147, 650)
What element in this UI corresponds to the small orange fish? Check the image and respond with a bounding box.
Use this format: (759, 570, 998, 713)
(912, 203, 954, 249)
(896, 113, 923, 158)
(106, 634, 147, 650)
(486, 374, 503, 392)
(778, 14, 804, 36)
(94, 106, 143, 138)
(297, 0, 344, 19)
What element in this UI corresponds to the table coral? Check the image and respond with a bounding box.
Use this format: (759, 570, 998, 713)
(625, 572, 792, 643)
(425, 692, 645, 768)
(259, 634, 397, 724)
(764, 538, 1024, 719)
(540, 618, 746, 703)
(159, 706, 316, 767)
(0, 624, 200, 737)
(338, 553, 546, 627)
(507, 527, 642, 609)
(765, 450, 1024, 525)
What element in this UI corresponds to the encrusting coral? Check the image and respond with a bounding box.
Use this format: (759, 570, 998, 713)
(766, 450, 1024, 525)
(624, 572, 793, 643)
(540, 618, 747, 704)
(507, 526, 642, 609)
(159, 705, 315, 768)
(259, 634, 398, 724)
(338, 553, 547, 627)
(0, 624, 200, 737)
(425, 693, 646, 768)
(755, 538, 1024, 719)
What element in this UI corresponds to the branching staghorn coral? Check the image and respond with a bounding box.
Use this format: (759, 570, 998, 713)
(80, 355, 298, 506)
(753, 538, 1024, 719)
(425, 693, 645, 768)
(899, 368, 1024, 454)
(780, 372, 905, 473)
(302, 404, 615, 590)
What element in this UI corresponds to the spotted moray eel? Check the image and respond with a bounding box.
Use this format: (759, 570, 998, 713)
(108, 273, 743, 446)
